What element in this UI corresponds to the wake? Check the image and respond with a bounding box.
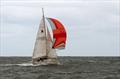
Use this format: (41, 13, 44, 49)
(0, 63, 40, 66)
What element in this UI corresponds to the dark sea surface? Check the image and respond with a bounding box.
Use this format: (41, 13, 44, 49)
(0, 57, 120, 79)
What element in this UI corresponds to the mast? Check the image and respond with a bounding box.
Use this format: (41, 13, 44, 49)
(42, 8, 45, 24)
(42, 8, 46, 35)
(42, 8, 48, 57)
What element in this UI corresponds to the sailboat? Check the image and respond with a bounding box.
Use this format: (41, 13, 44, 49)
(32, 8, 67, 65)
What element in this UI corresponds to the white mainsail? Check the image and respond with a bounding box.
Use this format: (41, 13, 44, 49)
(32, 18, 47, 60)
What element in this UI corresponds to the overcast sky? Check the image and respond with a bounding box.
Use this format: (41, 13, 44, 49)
(0, 0, 120, 56)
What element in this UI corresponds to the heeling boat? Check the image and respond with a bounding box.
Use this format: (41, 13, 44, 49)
(32, 8, 67, 65)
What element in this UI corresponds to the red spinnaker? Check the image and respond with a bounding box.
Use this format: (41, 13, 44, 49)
(47, 18, 67, 49)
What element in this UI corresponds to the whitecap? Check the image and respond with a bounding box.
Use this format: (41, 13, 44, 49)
(0, 63, 40, 66)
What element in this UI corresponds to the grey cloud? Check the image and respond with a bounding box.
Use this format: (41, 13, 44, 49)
(0, 1, 119, 56)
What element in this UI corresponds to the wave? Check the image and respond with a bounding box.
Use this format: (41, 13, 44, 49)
(0, 63, 40, 66)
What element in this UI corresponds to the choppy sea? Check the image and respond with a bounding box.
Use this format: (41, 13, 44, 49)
(0, 57, 120, 79)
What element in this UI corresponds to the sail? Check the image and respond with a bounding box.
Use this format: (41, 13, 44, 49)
(32, 18, 47, 59)
(46, 18, 67, 49)
(46, 28, 57, 58)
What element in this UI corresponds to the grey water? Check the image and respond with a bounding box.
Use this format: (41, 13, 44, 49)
(0, 57, 120, 79)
